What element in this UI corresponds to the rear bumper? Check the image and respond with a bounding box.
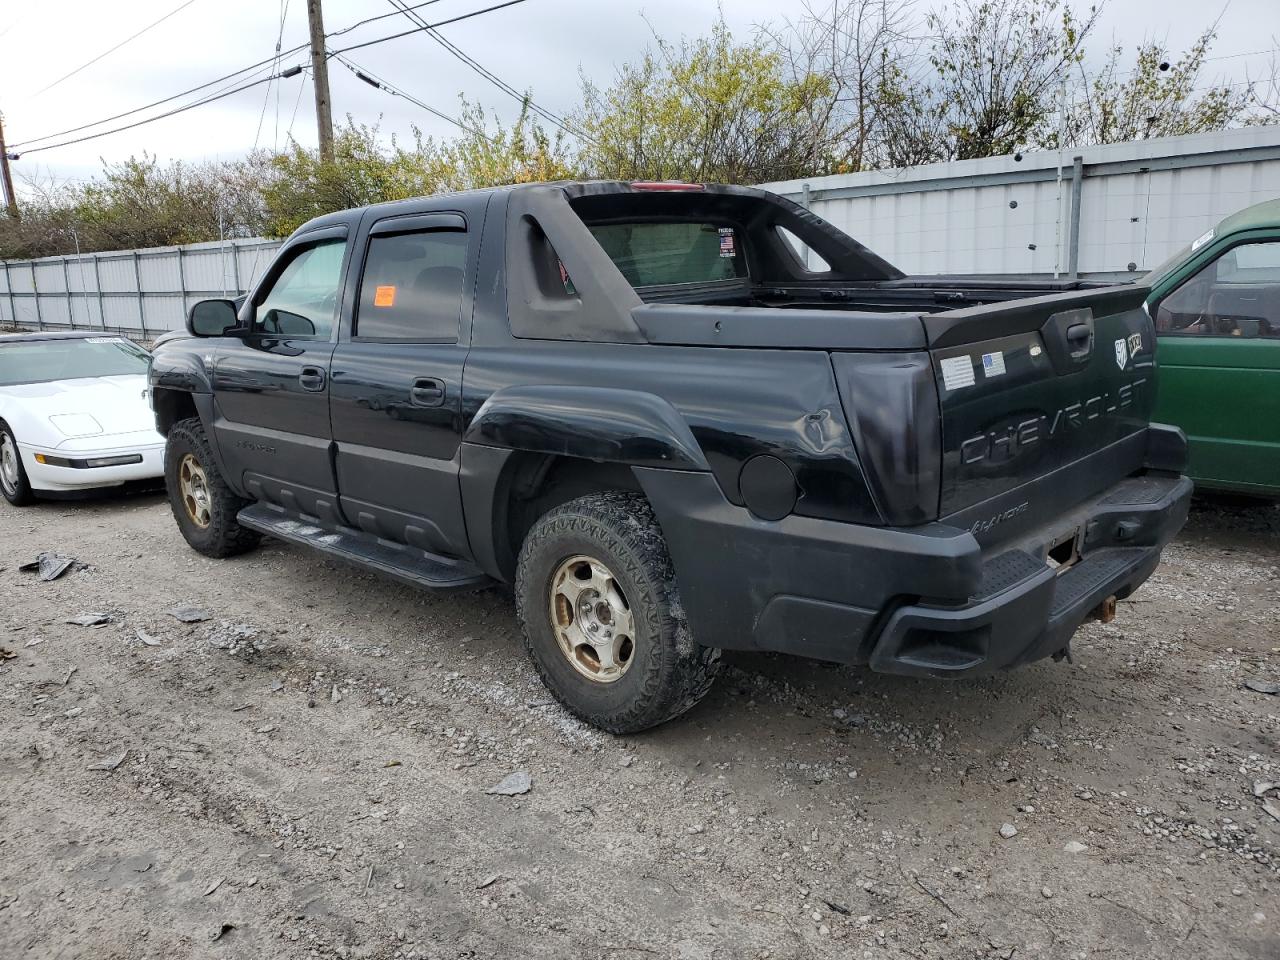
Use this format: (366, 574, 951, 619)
(636, 458, 1192, 678)
(867, 474, 1191, 676)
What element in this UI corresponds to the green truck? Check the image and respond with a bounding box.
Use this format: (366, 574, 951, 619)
(1147, 198, 1280, 498)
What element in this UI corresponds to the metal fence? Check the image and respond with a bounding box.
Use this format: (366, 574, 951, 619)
(758, 125, 1280, 279)
(4, 126, 1280, 335)
(0, 237, 282, 336)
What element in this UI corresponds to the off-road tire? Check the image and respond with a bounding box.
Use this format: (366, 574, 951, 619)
(164, 417, 261, 558)
(515, 491, 721, 734)
(0, 420, 35, 506)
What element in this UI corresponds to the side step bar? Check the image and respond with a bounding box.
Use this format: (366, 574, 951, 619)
(237, 503, 492, 593)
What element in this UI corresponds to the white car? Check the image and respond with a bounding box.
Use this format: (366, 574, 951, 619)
(0, 332, 165, 505)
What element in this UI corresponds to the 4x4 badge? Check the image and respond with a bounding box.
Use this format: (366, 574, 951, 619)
(1114, 338, 1129, 370)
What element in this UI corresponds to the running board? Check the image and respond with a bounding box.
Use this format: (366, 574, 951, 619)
(237, 503, 492, 592)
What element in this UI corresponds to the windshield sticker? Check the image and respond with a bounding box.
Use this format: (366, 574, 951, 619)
(940, 355, 976, 391)
(718, 227, 736, 258)
(373, 285, 397, 307)
(981, 351, 1006, 378)
(1191, 228, 1214, 252)
(85, 337, 124, 344)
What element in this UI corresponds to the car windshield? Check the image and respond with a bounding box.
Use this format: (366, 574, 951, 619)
(0, 337, 150, 387)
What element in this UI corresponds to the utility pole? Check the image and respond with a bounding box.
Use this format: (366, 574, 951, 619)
(0, 111, 20, 221)
(306, 0, 334, 163)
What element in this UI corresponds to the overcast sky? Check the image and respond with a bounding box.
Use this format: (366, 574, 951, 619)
(1, 0, 1276, 194)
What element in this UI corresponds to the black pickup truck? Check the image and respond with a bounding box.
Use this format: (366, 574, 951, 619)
(150, 180, 1192, 732)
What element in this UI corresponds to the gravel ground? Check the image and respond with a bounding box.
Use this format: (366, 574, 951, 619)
(1, 492, 1277, 960)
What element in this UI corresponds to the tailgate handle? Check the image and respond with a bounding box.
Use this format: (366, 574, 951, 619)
(1065, 321, 1093, 358)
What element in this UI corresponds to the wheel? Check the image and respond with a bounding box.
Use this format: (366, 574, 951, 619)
(515, 491, 721, 734)
(0, 421, 35, 506)
(164, 417, 261, 558)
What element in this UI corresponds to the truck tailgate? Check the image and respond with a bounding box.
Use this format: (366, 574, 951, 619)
(925, 285, 1156, 531)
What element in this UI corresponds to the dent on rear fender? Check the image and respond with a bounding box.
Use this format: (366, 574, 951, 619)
(465, 385, 710, 471)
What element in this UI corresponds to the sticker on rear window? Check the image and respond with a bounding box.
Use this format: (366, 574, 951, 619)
(718, 227, 736, 258)
(85, 337, 123, 344)
(1190, 228, 1214, 252)
(373, 285, 396, 307)
(940, 355, 975, 391)
(981, 351, 1006, 378)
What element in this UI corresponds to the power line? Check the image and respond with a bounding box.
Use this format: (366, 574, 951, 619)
(15, 66, 305, 155)
(286, 66, 311, 139)
(254, 0, 292, 151)
(382, 0, 595, 144)
(327, 0, 446, 38)
(32, 0, 199, 97)
(333, 52, 497, 143)
(11, 44, 307, 149)
(329, 0, 530, 56)
(7, 0, 519, 156)
(6, 3, 437, 148)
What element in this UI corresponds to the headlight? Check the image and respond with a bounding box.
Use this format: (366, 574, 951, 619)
(49, 413, 103, 438)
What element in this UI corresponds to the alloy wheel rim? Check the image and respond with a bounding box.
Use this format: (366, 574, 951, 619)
(0, 434, 18, 495)
(178, 453, 212, 528)
(548, 554, 636, 684)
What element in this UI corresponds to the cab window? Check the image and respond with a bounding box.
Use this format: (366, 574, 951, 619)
(253, 239, 347, 338)
(355, 230, 467, 341)
(1156, 240, 1280, 339)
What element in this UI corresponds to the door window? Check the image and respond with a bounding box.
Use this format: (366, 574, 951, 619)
(355, 230, 468, 341)
(253, 239, 347, 338)
(1156, 240, 1280, 339)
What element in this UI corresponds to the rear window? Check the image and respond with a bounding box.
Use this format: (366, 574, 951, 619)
(0, 337, 149, 387)
(588, 222, 744, 287)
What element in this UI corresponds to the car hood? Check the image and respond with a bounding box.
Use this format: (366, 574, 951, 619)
(0, 375, 155, 437)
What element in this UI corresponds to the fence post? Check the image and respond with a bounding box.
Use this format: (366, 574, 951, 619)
(132, 251, 146, 338)
(1067, 156, 1084, 279)
(176, 245, 187, 332)
(31, 261, 42, 330)
(231, 240, 242, 293)
(92, 254, 106, 329)
(62, 256, 75, 329)
(3, 260, 15, 327)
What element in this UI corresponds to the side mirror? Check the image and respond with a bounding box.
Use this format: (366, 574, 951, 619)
(187, 298, 240, 337)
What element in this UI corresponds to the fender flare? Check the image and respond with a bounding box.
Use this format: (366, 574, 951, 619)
(463, 385, 710, 471)
(149, 348, 215, 398)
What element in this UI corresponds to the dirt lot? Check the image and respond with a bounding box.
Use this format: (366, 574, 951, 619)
(1, 492, 1277, 960)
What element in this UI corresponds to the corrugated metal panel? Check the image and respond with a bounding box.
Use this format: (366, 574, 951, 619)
(98, 256, 140, 293)
(33, 260, 67, 293)
(761, 125, 1280, 277)
(138, 252, 181, 292)
(0, 237, 282, 334)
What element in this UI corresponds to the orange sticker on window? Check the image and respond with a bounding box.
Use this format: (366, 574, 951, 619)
(373, 285, 396, 307)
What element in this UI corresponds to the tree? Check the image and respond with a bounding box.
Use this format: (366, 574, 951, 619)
(1054, 29, 1254, 146)
(877, 0, 1099, 163)
(261, 104, 577, 236)
(765, 0, 920, 172)
(0, 155, 271, 259)
(574, 20, 842, 183)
